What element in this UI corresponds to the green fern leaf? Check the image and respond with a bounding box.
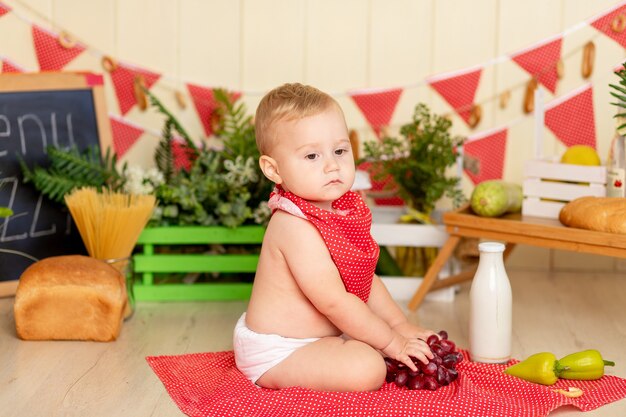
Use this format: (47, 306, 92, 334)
(29, 168, 82, 203)
(19, 145, 126, 204)
(48, 146, 102, 182)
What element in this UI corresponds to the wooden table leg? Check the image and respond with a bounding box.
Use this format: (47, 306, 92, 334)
(408, 235, 461, 311)
(430, 267, 476, 290)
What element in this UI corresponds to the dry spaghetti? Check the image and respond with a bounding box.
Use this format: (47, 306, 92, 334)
(65, 187, 156, 262)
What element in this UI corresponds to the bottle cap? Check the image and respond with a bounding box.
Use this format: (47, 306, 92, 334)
(478, 241, 505, 253)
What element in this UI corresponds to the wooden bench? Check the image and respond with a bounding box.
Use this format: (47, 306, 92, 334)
(407, 206, 626, 310)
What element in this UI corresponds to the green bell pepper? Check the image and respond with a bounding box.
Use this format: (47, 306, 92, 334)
(558, 349, 615, 381)
(504, 352, 563, 385)
(504, 349, 615, 385)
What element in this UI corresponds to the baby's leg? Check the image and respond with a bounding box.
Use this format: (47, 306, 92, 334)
(257, 336, 386, 392)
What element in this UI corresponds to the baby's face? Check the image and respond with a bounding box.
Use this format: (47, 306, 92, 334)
(270, 106, 355, 210)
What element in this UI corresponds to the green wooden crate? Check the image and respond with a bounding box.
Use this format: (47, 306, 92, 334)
(133, 226, 265, 301)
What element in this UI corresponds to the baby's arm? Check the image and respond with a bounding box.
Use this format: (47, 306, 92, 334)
(367, 275, 436, 342)
(275, 214, 430, 370)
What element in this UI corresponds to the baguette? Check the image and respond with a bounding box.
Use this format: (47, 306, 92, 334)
(559, 196, 626, 234)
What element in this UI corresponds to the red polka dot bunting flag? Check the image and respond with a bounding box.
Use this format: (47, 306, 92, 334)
(511, 37, 562, 94)
(463, 128, 508, 185)
(109, 63, 161, 115)
(349, 88, 403, 138)
(590, 3, 626, 49)
(1, 57, 23, 73)
(545, 84, 596, 149)
(428, 67, 483, 126)
(350, 89, 404, 206)
(0, 2, 10, 17)
(186, 83, 241, 137)
(32, 24, 86, 71)
(109, 116, 144, 158)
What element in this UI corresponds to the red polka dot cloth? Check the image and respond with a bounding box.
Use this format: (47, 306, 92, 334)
(268, 187, 379, 302)
(147, 349, 626, 417)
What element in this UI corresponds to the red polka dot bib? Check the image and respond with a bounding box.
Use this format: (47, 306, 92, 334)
(268, 187, 379, 302)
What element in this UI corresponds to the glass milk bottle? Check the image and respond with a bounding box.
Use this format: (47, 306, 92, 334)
(469, 241, 512, 364)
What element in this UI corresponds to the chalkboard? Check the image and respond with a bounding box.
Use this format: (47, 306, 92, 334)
(0, 73, 113, 296)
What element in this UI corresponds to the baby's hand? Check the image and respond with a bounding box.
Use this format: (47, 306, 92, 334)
(382, 332, 434, 372)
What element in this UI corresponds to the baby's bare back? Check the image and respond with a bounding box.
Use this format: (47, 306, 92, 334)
(245, 212, 342, 339)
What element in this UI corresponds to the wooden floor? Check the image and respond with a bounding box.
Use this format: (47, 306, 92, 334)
(1, 267, 625, 417)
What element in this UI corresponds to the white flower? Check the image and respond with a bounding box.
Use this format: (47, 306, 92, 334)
(224, 156, 259, 187)
(123, 165, 164, 195)
(146, 168, 164, 186)
(242, 157, 258, 183)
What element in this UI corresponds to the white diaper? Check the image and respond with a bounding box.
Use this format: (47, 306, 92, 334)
(233, 313, 320, 384)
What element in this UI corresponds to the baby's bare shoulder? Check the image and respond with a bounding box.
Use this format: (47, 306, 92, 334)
(265, 211, 325, 246)
(267, 211, 314, 232)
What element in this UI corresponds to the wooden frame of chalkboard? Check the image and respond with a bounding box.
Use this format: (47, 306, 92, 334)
(0, 72, 113, 297)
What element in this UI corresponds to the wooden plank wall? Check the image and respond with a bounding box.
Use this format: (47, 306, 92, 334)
(2, 0, 625, 270)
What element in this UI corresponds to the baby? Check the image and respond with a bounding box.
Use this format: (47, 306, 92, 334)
(234, 83, 435, 392)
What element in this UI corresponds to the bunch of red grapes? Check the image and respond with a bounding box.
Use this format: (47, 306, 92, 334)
(384, 330, 463, 390)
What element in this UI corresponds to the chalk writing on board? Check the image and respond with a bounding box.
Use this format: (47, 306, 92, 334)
(0, 112, 77, 155)
(0, 89, 101, 281)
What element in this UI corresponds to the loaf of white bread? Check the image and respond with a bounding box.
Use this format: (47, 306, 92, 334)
(559, 196, 626, 234)
(14, 255, 126, 342)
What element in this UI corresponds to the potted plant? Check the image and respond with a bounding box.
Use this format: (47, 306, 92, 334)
(362, 103, 465, 280)
(128, 89, 273, 301)
(144, 89, 272, 228)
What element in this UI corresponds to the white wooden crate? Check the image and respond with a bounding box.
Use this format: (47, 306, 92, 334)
(370, 206, 457, 302)
(522, 158, 606, 219)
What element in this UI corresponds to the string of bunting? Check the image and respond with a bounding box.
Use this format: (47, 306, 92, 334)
(0, 0, 625, 187)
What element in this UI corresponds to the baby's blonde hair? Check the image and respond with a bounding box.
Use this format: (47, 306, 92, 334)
(255, 83, 340, 155)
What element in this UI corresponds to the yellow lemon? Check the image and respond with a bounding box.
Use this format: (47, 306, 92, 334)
(560, 145, 601, 166)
